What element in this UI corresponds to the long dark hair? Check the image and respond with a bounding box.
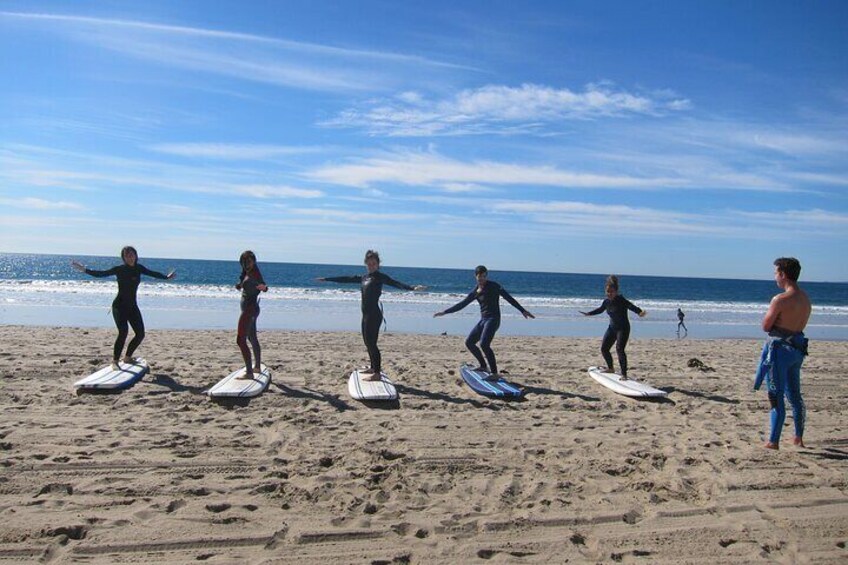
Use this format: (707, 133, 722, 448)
(239, 250, 262, 281)
(121, 245, 138, 264)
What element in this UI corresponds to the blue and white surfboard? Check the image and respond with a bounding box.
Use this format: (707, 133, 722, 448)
(460, 364, 523, 398)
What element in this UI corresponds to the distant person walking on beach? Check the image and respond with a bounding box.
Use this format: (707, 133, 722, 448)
(581, 275, 646, 379)
(235, 251, 267, 380)
(677, 308, 688, 336)
(434, 265, 535, 378)
(71, 246, 175, 369)
(317, 250, 426, 381)
(754, 257, 811, 450)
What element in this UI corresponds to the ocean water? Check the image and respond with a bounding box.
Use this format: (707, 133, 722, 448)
(1, 253, 846, 340)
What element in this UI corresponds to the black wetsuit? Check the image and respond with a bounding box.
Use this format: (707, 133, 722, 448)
(444, 281, 529, 374)
(324, 271, 414, 373)
(677, 309, 687, 332)
(237, 270, 266, 371)
(585, 295, 643, 377)
(84, 264, 169, 361)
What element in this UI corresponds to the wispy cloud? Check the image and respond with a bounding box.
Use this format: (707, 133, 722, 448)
(148, 143, 324, 160)
(323, 83, 691, 136)
(0, 197, 83, 210)
(306, 149, 680, 190)
(0, 11, 471, 92)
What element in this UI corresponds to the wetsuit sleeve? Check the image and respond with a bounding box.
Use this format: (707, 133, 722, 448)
(499, 287, 529, 314)
(584, 300, 608, 316)
(138, 264, 169, 280)
(323, 275, 362, 284)
(84, 266, 120, 278)
(443, 291, 477, 314)
(622, 297, 643, 315)
(380, 273, 415, 291)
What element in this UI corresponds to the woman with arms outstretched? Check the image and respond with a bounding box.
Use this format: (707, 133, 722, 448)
(317, 250, 426, 381)
(72, 246, 175, 369)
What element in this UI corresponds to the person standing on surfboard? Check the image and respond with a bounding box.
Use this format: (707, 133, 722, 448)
(235, 250, 268, 380)
(317, 250, 426, 382)
(71, 246, 175, 370)
(581, 275, 646, 380)
(434, 265, 535, 378)
(753, 257, 811, 450)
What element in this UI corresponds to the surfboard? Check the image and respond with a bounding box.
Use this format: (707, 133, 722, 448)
(460, 365, 524, 398)
(587, 366, 668, 398)
(208, 364, 271, 398)
(74, 358, 149, 392)
(348, 370, 397, 401)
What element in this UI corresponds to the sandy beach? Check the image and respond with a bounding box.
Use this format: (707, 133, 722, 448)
(0, 325, 846, 563)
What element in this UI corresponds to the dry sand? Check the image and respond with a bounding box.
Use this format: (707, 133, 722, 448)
(0, 326, 846, 563)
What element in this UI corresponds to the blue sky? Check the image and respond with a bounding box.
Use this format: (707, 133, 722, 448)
(1, 1, 846, 281)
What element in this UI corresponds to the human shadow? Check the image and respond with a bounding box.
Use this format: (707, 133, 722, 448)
(148, 373, 207, 395)
(662, 386, 738, 405)
(270, 381, 353, 412)
(394, 383, 519, 408)
(522, 385, 601, 403)
(804, 447, 848, 461)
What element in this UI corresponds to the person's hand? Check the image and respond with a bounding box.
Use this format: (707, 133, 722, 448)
(579, 311, 589, 316)
(257, 284, 268, 292)
(413, 285, 428, 291)
(639, 310, 647, 318)
(315, 277, 326, 282)
(433, 311, 445, 318)
(71, 260, 85, 272)
(523, 311, 535, 319)
(166, 270, 176, 280)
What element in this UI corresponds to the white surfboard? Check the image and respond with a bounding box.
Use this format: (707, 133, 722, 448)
(74, 359, 149, 391)
(208, 364, 271, 398)
(348, 370, 398, 401)
(587, 366, 668, 398)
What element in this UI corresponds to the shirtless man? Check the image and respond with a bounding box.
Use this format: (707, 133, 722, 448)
(754, 257, 811, 450)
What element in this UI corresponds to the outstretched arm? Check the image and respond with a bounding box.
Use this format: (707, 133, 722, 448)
(318, 275, 362, 284)
(581, 301, 607, 316)
(76, 263, 119, 278)
(435, 291, 476, 317)
(500, 287, 535, 319)
(381, 273, 416, 291)
(623, 297, 646, 318)
(138, 264, 175, 280)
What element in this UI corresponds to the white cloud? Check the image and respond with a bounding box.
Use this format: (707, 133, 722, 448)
(148, 143, 324, 160)
(306, 149, 680, 190)
(323, 83, 691, 136)
(0, 12, 470, 93)
(0, 197, 83, 210)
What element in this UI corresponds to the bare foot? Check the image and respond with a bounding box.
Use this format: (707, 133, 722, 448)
(236, 371, 254, 380)
(253, 365, 263, 373)
(793, 437, 805, 448)
(122, 356, 138, 365)
(110, 362, 121, 371)
(363, 372, 383, 382)
(765, 442, 779, 450)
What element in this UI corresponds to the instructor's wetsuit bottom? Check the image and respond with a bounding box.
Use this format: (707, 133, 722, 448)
(237, 306, 261, 371)
(112, 303, 145, 362)
(466, 317, 501, 374)
(601, 325, 630, 377)
(361, 311, 383, 374)
(768, 359, 805, 445)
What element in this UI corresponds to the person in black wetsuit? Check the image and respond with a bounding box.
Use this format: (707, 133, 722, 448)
(581, 275, 646, 379)
(317, 250, 426, 381)
(677, 308, 688, 336)
(434, 265, 534, 378)
(235, 250, 268, 380)
(71, 246, 175, 369)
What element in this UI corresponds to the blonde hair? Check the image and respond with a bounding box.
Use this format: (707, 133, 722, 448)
(605, 274, 619, 292)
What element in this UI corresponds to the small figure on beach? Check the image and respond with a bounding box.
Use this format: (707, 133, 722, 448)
(581, 275, 646, 380)
(317, 250, 426, 381)
(235, 251, 268, 380)
(754, 257, 811, 450)
(434, 265, 534, 379)
(677, 308, 688, 337)
(71, 246, 175, 370)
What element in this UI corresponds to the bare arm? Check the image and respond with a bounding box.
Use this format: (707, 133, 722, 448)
(762, 296, 781, 332)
